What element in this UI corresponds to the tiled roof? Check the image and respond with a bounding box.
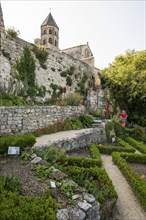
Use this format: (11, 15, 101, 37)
(41, 13, 59, 29)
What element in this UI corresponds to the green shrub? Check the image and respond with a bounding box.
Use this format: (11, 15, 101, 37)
(78, 114, 93, 128)
(131, 124, 145, 141)
(33, 165, 52, 179)
(96, 143, 135, 155)
(0, 133, 36, 154)
(65, 93, 83, 106)
(113, 121, 125, 139)
(6, 27, 20, 38)
(35, 147, 66, 166)
(118, 152, 146, 164)
(32, 45, 48, 69)
(44, 146, 59, 163)
(16, 47, 37, 97)
(90, 109, 105, 120)
(37, 86, 46, 97)
(112, 152, 146, 211)
(77, 74, 88, 95)
(60, 71, 67, 77)
(33, 114, 94, 137)
(63, 166, 118, 205)
(0, 190, 58, 220)
(66, 76, 72, 86)
(105, 121, 114, 142)
(126, 137, 146, 154)
(89, 144, 102, 165)
(59, 156, 102, 168)
(117, 138, 136, 152)
(0, 176, 22, 193)
(66, 118, 83, 130)
(60, 66, 75, 78)
(0, 94, 27, 106)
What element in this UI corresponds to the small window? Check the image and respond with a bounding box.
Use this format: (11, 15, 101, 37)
(43, 30, 47, 35)
(49, 38, 53, 44)
(43, 39, 46, 45)
(49, 29, 52, 34)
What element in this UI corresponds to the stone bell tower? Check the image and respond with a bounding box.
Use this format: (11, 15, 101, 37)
(40, 12, 59, 50)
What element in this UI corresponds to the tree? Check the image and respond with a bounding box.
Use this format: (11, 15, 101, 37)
(104, 50, 146, 126)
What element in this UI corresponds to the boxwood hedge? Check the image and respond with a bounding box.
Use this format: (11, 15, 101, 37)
(59, 156, 102, 168)
(112, 152, 146, 211)
(95, 143, 135, 155)
(0, 134, 36, 154)
(126, 137, 146, 154)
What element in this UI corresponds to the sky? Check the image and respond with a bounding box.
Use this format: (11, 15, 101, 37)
(1, 0, 146, 69)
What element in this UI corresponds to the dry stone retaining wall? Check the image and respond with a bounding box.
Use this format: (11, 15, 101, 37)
(0, 106, 85, 136)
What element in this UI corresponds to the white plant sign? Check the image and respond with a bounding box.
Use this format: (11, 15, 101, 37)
(8, 146, 20, 155)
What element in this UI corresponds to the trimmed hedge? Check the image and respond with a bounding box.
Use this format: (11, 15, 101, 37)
(89, 144, 102, 165)
(63, 166, 118, 205)
(117, 138, 136, 152)
(119, 152, 146, 164)
(126, 137, 146, 154)
(112, 152, 146, 211)
(0, 134, 36, 154)
(59, 156, 102, 168)
(95, 144, 135, 155)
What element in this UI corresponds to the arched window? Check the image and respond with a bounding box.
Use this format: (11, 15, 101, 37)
(49, 38, 53, 44)
(49, 29, 52, 34)
(43, 39, 46, 45)
(85, 48, 89, 58)
(43, 29, 47, 35)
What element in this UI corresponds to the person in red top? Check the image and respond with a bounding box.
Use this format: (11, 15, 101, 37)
(120, 110, 128, 127)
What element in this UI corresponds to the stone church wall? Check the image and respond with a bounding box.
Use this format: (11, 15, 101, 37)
(0, 106, 85, 136)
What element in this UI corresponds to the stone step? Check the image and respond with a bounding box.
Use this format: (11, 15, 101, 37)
(93, 119, 103, 123)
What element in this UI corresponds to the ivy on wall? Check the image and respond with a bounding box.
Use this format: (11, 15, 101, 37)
(16, 47, 37, 97)
(31, 44, 48, 69)
(15, 47, 46, 98)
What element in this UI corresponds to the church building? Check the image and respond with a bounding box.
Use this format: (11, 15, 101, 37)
(34, 12, 95, 68)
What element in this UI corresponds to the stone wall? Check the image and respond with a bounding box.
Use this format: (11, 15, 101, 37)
(62, 44, 94, 67)
(0, 106, 85, 136)
(33, 127, 106, 152)
(0, 35, 94, 101)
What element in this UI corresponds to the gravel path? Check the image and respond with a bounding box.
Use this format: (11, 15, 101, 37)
(101, 154, 146, 220)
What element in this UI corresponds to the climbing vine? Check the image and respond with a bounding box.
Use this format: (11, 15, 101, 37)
(31, 44, 48, 69)
(16, 47, 37, 97)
